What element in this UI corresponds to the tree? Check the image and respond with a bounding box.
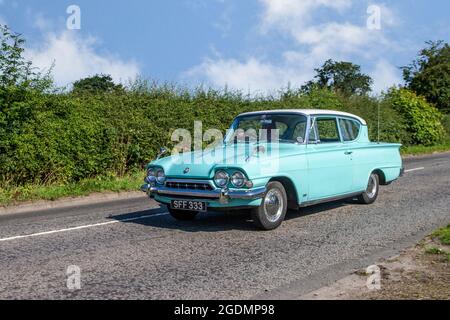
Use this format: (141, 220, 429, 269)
(72, 74, 123, 94)
(302, 59, 373, 96)
(0, 24, 51, 89)
(401, 40, 450, 113)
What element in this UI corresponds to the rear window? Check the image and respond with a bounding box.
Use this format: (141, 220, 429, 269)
(339, 119, 361, 141)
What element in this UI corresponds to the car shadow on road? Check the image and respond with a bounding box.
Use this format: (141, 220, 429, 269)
(108, 199, 354, 233)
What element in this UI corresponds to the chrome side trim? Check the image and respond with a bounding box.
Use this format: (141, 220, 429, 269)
(299, 191, 363, 208)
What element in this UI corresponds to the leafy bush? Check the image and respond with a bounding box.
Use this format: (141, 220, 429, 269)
(0, 84, 447, 187)
(387, 88, 445, 145)
(443, 114, 450, 139)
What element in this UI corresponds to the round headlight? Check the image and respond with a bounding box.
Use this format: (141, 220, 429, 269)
(145, 168, 157, 183)
(156, 169, 166, 184)
(214, 170, 229, 188)
(231, 171, 246, 188)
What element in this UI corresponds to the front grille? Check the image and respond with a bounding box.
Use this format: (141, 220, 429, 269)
(165, 181, 214, 191)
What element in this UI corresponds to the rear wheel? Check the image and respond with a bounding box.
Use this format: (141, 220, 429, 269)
(168, 208, 199, 221)
(252, 181, 288, 230)
(357, 173, 380, 204)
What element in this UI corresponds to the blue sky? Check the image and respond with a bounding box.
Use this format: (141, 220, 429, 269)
(1, 0, 449, 93)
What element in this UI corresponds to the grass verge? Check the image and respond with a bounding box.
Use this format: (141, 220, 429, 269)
(432, 224, 450, 245)
(363, 224, 450, 299)
(0, 171, 144, 206)
(401, 140, 450, 156)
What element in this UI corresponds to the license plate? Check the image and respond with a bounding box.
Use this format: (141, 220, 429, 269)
(170, 200, 207, 212)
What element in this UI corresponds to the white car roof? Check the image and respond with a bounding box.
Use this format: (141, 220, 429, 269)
(238, 109, 367, 125)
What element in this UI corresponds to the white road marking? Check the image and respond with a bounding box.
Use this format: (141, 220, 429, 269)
(0, 212, 169, 243)
(404, 167, 425, 173)
(0, 166, 428, 243)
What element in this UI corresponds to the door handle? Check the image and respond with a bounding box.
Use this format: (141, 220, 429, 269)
(344, 151, 353, 155)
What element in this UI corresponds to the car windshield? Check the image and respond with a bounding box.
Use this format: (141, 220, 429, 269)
(225, 113, 308, 144)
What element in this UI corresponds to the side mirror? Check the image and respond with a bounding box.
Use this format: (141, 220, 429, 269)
(156, 147, 168, 160)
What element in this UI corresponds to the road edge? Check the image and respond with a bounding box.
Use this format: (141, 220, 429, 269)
(252, 225, 445, 300)
(0, 191, 147, 216)
(1, 151, 449, 216)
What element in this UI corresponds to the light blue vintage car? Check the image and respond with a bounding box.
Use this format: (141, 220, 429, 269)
(141, 110, 403, 230)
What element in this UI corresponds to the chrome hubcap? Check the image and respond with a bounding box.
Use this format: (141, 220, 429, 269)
(264, 189, 284, 222)
(366, 174, 378, 198)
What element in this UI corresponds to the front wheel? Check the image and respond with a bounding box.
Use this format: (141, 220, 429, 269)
(251, 181, 288, 231)
(357, 173, 380, 204)
(168, 208, 199, 221)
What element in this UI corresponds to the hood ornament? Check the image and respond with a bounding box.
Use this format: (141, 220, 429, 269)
(156, 147, 168, 160)
(183, 167, 190, 174)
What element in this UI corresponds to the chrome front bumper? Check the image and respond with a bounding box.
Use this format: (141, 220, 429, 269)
(140, 179, 266, 204)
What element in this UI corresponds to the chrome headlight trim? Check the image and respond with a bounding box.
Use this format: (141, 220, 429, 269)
(145, 168, 157, 184)
(214, 170, 229, 188)
(156, 169, 166, 185)
(230, 171, 246, 188)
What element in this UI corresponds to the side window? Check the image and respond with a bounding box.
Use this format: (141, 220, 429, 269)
(316, 118, 340, 143)
(339, 119, 361, 142)
(293, 121, 307, 143)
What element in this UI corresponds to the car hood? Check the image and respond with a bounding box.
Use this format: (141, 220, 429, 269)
(150, 143, 306, 179)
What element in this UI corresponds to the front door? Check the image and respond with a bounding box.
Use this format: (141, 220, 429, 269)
(306, 117, 353, 200)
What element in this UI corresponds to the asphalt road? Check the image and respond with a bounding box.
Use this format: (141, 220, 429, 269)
(0, 153, 449, 299)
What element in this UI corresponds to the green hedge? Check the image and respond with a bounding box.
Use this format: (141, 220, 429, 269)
(388, 88, 445, 145)
(0, 86, 445, 186)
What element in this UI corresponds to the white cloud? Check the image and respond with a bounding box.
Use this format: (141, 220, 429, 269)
(260, 0, 352, 28)
(25, 31, 140, 87)
(186, 1, 401, 94)
(33, 13, 52, 31)
(371, 59, 402, 93)
(185, 57, 311, 94)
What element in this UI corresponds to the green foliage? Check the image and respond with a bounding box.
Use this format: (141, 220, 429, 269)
(401, 140, 450, 156)
(0, 170, 144, 204)
(0, 85, 430, 187)
(402, 41, 450, 113)
(425, 247, 446, 255)
(0, 24, 52, 90)
(72, 74, 123, 94)
(443, 114, 450, 139)
(387, 88, 445, 146)
(433, 224, 450, 245)
(302, 59, 373, 96)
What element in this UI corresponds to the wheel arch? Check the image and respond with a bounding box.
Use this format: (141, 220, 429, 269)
(268, 176, 299, 210)
(371, 169, 387, 185)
